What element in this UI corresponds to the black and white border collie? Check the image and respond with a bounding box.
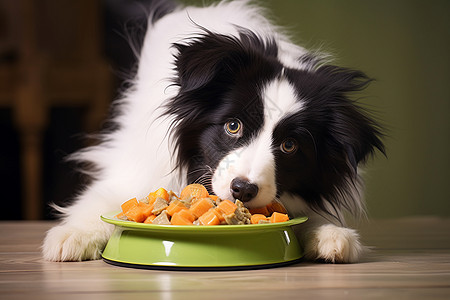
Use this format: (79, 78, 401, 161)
(43, 0, 384, 263)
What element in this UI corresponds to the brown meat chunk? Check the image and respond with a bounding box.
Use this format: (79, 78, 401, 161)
(152, 197, 168, 215)
(152, 210, 170, 225)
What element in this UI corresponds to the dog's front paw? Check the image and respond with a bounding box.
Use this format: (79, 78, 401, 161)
(42, 223, 111, 262)
(304, 224, 363, 263)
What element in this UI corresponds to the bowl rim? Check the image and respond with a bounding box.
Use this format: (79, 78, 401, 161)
(101, 212, 308, 233)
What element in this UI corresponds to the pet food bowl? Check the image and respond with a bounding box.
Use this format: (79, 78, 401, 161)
(101, 212, 308, 270)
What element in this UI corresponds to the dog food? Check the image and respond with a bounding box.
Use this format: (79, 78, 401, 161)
(115, 184, 290, 225)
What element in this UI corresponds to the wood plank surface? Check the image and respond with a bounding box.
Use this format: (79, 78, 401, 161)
(1, 218, 449, 299)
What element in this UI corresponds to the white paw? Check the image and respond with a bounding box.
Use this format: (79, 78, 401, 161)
(42, 222, 112, 262)
(305, 224, 363, 263)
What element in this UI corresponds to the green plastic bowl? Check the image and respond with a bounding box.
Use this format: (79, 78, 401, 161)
(101, 212, 308, 270)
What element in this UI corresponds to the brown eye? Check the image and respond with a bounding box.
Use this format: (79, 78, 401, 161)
(225, 119, 243, 136)
(280, 138, 297, 154)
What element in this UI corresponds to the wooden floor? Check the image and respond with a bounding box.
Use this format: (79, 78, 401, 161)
(1, 217, 449, 299)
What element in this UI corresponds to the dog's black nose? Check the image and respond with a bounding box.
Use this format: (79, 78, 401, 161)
(230, 177, 259, 202)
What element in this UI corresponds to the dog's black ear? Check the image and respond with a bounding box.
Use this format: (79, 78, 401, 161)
(316, 65, 386, 173)
(291, 64, 386, 172)
(173, 34, 239, 93)
(286, 64, 386, 216)
(172, 30, 277, 94)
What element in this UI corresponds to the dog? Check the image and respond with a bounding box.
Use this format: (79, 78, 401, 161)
(43, 0, 384, 263)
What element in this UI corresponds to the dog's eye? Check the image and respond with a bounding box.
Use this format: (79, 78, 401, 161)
(280, 138, 297, 154)
(225, 119, 243, 137)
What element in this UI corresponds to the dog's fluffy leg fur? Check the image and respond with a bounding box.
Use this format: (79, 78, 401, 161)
(304, 223, 363, 263)
(281, 193, 365, 263)
(42, 187, 115, 261)
(42, 221, 112, 262)
(42, 137, 184, 261)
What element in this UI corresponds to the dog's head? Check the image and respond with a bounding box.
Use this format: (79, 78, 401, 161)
(165, 30, 384, 215)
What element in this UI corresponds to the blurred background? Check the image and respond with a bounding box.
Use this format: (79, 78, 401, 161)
(0, 0, 449, 220)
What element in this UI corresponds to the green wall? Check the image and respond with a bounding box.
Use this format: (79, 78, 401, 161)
(181, 0, 450, 219)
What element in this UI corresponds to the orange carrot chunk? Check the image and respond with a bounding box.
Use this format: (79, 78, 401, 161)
(138, 202, 154, 218)
(216, 199, 237, 216)
(145, 192, 157, 205)
(198, 209, 221, 226)
(180, 183, 209, 200)
(115, 211, 126, 219)
(208, 195, 219, 202)
(189, 197, 214, 218)
(212, 207, 225, 223)
(143, 214, 157, 224)
(154, 187, 170, 202)
(166, 200, 188, 216)
(251, 214, 268, 224)
(121, 197, 138, 213)
(125, 205, 146, 223)
(176, 209, 196, 223)
(171, 212, 194, 225)
(146, 187, 170, 204)
(268, 212, 289, 223)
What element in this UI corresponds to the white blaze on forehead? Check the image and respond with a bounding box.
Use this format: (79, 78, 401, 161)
(244, 78, 303, 181)
(262, 78, 304, 130)
(212, 78, 303, 208)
